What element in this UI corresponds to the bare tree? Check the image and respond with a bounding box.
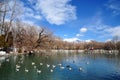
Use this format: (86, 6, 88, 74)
(24, 24, 38, 50)
(36, 27, 53, 49)
(116, 41, 120, 53)
(112, 36, 119, 43)
(16, 23, 26, 48)
(112, 35, 119, 50)
(0, 0, 21, 49)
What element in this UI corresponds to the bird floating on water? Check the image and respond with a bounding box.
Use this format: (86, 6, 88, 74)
(86, 62, 89, 64)
(40, 63, 43, 66)
(47, 64, 50, 67)
(52, 65, 56, 68)
(79, 67, 83, 71)
(58, 63, 62, 66)
(6, 59, 9, 62)
(32, 62, 35, 65)
(50, 69, 53, 72)
(60, 66, 65, 69)
(69, 67, 72, 70)
(16, 68, 19, 72)
(16, 65, 20, 68)
(37, 69, 41, 73)
(34, 66, 37, 69)
(25, 68, 29, 72)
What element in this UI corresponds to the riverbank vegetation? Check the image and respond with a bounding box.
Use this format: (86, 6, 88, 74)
(0, 0, 120, 54)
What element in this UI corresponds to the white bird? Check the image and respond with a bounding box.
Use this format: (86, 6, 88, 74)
(6, 59, 9, 62)
(16, 68, 19, 72)
(37, 69, 41, 73)
(16, 65, 20, 68)
(69, 67, 72, 70)
(52, 65, 56, 68)
(58, 63, 62, 66)
(34, 66, 36, 69)
(47, 64, 50, 68)
(50, 69, 53, 72)
(86, 62, 89, 64)
(60, 66, 65, 69)
(79, 67, 82, 71)
(40, 63, 43, 66)
(25, 68, 29, 72)
(32, 62, 35, 65)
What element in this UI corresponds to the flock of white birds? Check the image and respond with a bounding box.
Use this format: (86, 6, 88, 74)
(15, 62, 74, 74)
(0, 56, 90, 74)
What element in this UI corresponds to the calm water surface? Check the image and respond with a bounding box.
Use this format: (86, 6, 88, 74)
(0, 52, 120, 80)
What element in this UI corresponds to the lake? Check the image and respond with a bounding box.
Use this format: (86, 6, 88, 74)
(0, 52, 120, 80)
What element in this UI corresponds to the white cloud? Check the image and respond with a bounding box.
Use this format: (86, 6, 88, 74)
(36, 0, 77, 25)
(63, 37, 93, 43)
(3, 0, 24, 22)
(86, 18, 120, 40)
(24, 12, 42, 20)
(85, 39, 92, 43)
(10, 0, 42, 26)
(80, 12, 120, 41)
(63, 38, 80, 42)
(22, 20, 35, 26)
(80, 28, 87, 33)
(105, 26, 120, 37)
(83, 16, 111, 39)
(3, 0, 42, 26)
(85, 19, 120, 41)
(20, 5, 42, 20)
(76, 34, 83, 37)
(28, 0, 36, 4)
(6, 0, 76, 25)
(106, 0, 120, 15)
(34, 15, 42, 20)
(64, 34, 67, 36)
(85, 15, 110, 34)
(106, 39, 112, 42)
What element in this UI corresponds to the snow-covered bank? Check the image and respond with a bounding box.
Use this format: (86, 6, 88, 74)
(51, 50, 84, 53)
(0, 51, 10, 56)
(0, 51, 6, 55)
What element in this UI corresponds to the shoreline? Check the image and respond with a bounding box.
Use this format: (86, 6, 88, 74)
(0, 49, 119, 57)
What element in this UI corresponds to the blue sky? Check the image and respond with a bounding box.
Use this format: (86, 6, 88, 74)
(14, 0, 120, 42)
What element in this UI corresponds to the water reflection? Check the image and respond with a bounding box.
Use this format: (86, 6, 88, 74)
(0, 52, 120, 80)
